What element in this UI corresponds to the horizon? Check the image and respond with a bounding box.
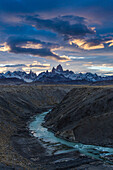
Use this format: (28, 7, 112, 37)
(0, 64, 111, 77)
(0, 1, 113, 76)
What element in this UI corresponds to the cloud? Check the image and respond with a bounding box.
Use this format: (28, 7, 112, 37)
(25, 15, 95, 39)
(0, 43, 10, 51)
(0, 62, 51, 72)
(0, 64, 26, 67)
(0, 0, 113, 75)
(88, 64, 113, 73)
(29, 64, 50, 68)
(22, 62, 51, 73)
(69, 38, 104, 50)
(5, 37, 70, 61)
(69, 36, 113, 50)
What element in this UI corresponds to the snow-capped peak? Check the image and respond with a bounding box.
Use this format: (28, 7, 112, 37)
(56, 64, 63, 72)
(3, 70, 37, 82)
(1, 64, 113, 83)
(35, 64, 104, 82)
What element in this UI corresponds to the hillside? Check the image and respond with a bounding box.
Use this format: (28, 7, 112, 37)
(44, 87, 113, 146)
(0, 84, 73, 169)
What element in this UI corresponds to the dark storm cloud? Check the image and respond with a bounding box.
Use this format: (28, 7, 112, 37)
(0, 64, 26, 68)
(25, 15, 95, 39)
(7, 37, 68, 61)
(83, 36, 113, 48)
(7, 37, 59, 49)
(83, 37, 112, 47)
(0, 63, 49, 68)
(29, 64, 48, 68)
(86, 38, 106, 47)
(0, 19, 57, 44)
(56, 15, 86, 24)
(69, 35, 113, 50)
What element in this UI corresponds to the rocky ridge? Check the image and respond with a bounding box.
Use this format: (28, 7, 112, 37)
(44, 87, 113, 146)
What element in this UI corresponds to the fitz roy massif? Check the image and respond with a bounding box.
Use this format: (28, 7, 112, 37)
(1, 65, 113, 84)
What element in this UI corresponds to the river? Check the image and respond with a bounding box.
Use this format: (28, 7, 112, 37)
(29, 110, 113, 164)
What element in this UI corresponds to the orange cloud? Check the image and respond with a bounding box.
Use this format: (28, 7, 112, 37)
(82, 43, 104, 50)
(105, 40, 113, 47)
(69, 39, 104, 50)
(69, 39, 85, 46)
(17, 41, 43, 49)
(0, 43, 10, 52)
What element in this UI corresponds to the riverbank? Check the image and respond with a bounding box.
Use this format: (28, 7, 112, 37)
(11, 109, 110, 170)
(28, 109, 113, 169)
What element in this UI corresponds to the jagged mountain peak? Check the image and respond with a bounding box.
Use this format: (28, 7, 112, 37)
(52, 64, 63, 73)
(36, 64, 104, 83)
(3, 70, 37, 82)
(52, 67, 56, 73)
(0, 64, 113, 83)
(56, 64, 63, 72)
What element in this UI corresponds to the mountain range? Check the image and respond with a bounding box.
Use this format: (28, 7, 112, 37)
(0, 64, 113, 84)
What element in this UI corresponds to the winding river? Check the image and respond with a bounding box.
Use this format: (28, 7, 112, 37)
(29, 110, 113, 164)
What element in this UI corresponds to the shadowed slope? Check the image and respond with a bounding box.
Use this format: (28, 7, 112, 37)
(44, 87, 113, 146)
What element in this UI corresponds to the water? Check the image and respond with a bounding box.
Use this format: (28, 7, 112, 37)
(29, 110, 113, 164)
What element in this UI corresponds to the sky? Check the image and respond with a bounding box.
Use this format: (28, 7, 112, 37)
(0, 0, 113, 75)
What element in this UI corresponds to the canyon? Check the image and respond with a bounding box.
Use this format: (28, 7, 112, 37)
(0, 85, 113, 169)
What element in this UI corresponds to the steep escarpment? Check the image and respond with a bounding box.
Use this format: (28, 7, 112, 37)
(0, 85, 72, 169)
(44, 87, 113, 146)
